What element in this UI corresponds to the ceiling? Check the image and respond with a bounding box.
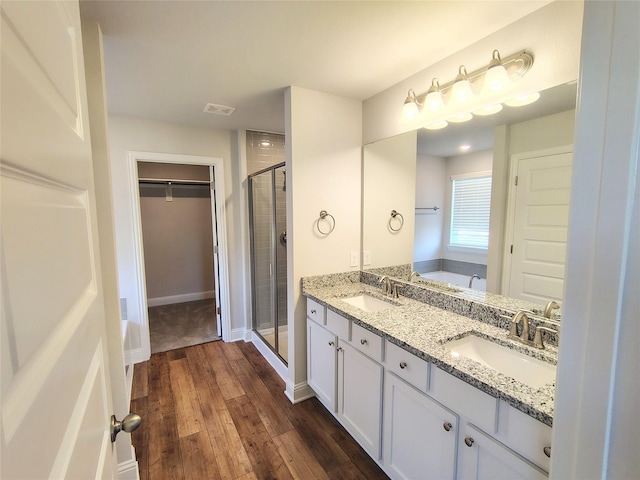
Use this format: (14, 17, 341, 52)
(79, 0, 554, 134)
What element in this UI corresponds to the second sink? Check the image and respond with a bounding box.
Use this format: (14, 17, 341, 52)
(444, 334, 557, 388)
(341, 294, 395, 313)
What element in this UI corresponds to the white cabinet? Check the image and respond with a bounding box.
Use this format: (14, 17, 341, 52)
(338, 340, 383, 460)
(307, 318, 337, 411)
(457, 424, 548, 480)
(383, 372, 458, 480)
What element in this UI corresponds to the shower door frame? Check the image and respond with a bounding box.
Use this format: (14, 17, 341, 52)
(248, 161, 287, 365)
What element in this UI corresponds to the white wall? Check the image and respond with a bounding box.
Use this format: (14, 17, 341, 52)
(363, 131, 417, 268)
(414, 154, 446, 263)
(443, 149, 493, 266)
(362, 1, 583, 144)
(487, 109, 575, 292)
(286, 86, 362, 400)
(107, 117, 246, 359)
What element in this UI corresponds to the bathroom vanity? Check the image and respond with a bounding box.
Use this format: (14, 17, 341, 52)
(303, 271, 557, 480)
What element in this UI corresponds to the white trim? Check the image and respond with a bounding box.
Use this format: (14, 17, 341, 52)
(284, 379, 316, 404)
(146, 290, 214, 307)
(250, 331, 288, 381)
(125, 151, 232, 358)
(500, 144, 573, 296)
(117, 457, 140, 480)
(228, 327, 247, 343)
(124, 347, 147, 366)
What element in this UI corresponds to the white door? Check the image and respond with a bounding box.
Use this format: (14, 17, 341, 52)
(504, 148, 573, 304)
(1, 1, 119, 478)
(306, 319, 337, 411)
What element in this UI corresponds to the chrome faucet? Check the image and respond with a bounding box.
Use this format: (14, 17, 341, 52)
(543, 300, 560, 319)
(468, 274, 481, 288)
(408, 270, 421, 282)
(379, 275, 392, 296)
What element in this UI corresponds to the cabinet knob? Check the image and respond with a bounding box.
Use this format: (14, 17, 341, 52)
(360, 339, 368, 345)
(464, 437, 475, 447)
(399, 361, 407, 369)
(443, 422, 452, 432)
(543, 446, 551, 458)
(311, 309, 317, 314)
(328, 341, 335, 347)
(337, 347, 343, 352)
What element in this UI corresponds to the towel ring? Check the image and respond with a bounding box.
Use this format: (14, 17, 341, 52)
(389, 210, 404, 232)
(316, 210, 336, 235)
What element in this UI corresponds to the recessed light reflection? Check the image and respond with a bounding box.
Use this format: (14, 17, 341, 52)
(460, 145, 471, 152)
(451, 351, 461, 358)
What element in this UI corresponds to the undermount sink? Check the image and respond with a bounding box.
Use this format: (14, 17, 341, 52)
(444, 334, 557, 388)
(341, 294, 395, 313)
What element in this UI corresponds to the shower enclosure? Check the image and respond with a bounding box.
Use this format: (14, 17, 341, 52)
(248, 162, 287, 363)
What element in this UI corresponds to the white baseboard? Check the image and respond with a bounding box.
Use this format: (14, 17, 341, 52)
(250, 332, 288, 382)
(228, 327, 246, 342)
(117, 458, 140, 480)
(125, 347, 148, 365)
(147, 290, 214, 307)
(285, 380, 315, 404)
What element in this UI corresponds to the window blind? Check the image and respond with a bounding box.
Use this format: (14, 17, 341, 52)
(450, 174, 492, 249)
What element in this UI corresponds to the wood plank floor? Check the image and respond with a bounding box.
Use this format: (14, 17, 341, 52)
(130, 340, 389, 480)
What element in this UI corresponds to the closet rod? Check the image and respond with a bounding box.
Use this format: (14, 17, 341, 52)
(138, 177, 211, 186)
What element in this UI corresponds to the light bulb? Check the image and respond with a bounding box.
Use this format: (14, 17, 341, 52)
(504, 92, 540, 107)
(402, 89, 421, 121)
(483, 50, 511, 93)
(450, 66, 474, 105)
(424, 78, 445, 112)
(473, 104, 503, 116)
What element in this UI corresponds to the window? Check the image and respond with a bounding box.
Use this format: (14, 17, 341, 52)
(450, 172, 492, 249)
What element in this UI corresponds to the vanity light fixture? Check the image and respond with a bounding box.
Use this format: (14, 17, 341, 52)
(450, 66, 474, 105)
(425, 79, 446, 112)
(401, 50, 535, 129)
(402, 89, 421, 121)
(483, 50, 511, 93)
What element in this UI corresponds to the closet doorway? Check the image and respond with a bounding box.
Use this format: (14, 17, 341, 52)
(137, 161, 221, 354)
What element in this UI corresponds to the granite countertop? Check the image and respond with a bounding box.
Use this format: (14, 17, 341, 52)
(302, 278, 557, 427)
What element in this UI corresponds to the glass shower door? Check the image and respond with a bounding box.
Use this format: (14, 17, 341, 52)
(248, 163, 287, 364)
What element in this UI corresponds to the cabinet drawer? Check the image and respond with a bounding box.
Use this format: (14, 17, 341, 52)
(502, 403, 552, 472)
(350, 323, 382, 362)
(385, 341, 429, 391)
(326, 309, 350, 339)
(307, 298, 326, 324)
(430, 365, 498, 434)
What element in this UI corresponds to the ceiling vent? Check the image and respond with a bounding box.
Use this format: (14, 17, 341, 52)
(203, 103, 236, 116)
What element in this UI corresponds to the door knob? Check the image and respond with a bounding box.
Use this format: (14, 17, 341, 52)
(110, 413, 142, 442)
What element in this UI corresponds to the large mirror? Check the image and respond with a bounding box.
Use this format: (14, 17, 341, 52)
(362, 82, 577, 317)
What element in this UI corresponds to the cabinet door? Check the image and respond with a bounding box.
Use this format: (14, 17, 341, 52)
(338, 341, 383, 459)
(383, 372, 458, 480)
(307, 319, 337, 411)
(458, 424, 548, 480)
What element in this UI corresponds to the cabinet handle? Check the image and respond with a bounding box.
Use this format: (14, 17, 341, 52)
(443, 422, 452, 432)
(328, 341, 335, 347)
(543, 446, 551, 458)
(360, 339, 368, 345)
(399, 361, 407, 369)
(311, 309, 317, 314)
(337, 347, 343, 352)
(464, 437, 475, 447)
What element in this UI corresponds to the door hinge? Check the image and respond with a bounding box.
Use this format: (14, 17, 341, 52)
(214, 245, 219, 254)
(510, 244, 513, 254)
(216, 306, 221, 315)
(515, 175, 518, 186)
(210, 180, 215, 190)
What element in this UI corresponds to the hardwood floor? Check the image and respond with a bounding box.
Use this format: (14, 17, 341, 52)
(130, 340, 389, 480)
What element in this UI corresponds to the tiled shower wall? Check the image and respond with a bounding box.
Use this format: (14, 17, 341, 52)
(247, 131, 287, 341)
